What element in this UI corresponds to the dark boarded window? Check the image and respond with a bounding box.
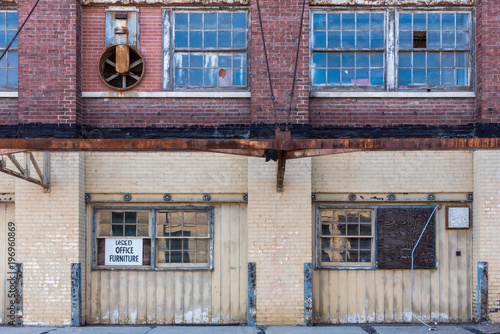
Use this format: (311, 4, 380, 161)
(376, 207, 436, 269)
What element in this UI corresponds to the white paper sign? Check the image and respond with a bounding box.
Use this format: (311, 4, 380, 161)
(448, 207, 470, 229)
(105, 239, 143, 266)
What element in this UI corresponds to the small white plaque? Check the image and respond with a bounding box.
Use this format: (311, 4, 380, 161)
(448, 207, 470, 229)
(105, 238, 143, 266)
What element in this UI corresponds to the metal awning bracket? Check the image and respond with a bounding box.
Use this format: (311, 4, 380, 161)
(0, 152, 50, 191)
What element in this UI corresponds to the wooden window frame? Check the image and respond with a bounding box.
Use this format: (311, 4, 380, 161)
(0, 10, 18, 91)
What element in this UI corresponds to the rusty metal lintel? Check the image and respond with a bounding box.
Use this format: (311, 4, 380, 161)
(277, 150, 287, 192)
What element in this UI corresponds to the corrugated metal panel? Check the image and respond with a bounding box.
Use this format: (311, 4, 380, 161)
(0, 203, 15, 325)
(313, 205, 472, 323)
(87, 203, 247, 324)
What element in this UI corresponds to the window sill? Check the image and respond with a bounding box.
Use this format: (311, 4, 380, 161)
(0, 91, 18, 98)
(83, 91, 251, 98)
(310, 91, 476, 98)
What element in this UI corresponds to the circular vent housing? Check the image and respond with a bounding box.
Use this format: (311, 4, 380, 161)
(98, 45, 145, 91)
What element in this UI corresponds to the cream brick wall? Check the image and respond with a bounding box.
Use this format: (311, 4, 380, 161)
(247, 157, 312, 325)
(313, 151, 473, 193)
(473, 151, 500, 322)
(0, 171, 15, 193)
(16, 152, 86, 326)
(85, 152, 248, 194)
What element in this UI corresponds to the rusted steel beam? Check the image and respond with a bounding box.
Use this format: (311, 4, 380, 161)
(82, 0, 249, 6)
(276, 150, 286, 192)
(310, 0, 474, 6)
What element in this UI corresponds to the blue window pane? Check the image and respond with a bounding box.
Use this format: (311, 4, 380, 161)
(189, 13, 202, 29)
(6, 12, 17, 30)
(6, 30, 17, 48)
(6, 69, 16, 86)
(370, 68, 384, 86)
(328, 31, 341, 48)
(413, 69, 426, 85)
(371, 52, 384, 67)
(399, 31, 412, 49)
(190, 53, 203, 68)
(313, 31, 326, 48)
(0, 13, 5, 29)
(175, 53, 188, 68)
(218, 13, 231, 30)
(398, 69, 411, 85)
(218, 31, 231, 48)
(356, 53, 369, 68)
(414, 14, 426, 31)
(233, 53, 246, 68)
(189, 31, 202, 48)
(204, 13, 217, 29)
(342, 31, 354, 48)
(219, 54, 232, 68)
(232, 69, 246, 86)
(357, 13, 369, 30)
(356, 30, 369, 48)
(457, 68, 469, 86)
(427, 53, 440, 68)
(456, 13, 469, 31)
(175, 69, 188, 86)
(371, 13, 384, 30)
(7, 51, 17, 68)
(175, 13, 188, 30)
(356, 68, 369, 85)
(442, 53, 454, 67)
(342, 52, 355, 67)
(414, 52, 426, 68)
(442, 14, 455, 31)
(456, 52, 468, 67)
(312, 52, 326, 68)
(428, 14, 441, 30)
(312, 69, 326, 86)
(442, 68, 455, 85)
(328, 13, 341, 30)
(313, 13, 326, 30)
(233, 31, 246, 48)
(0, 69, 5, 86)
(233, 13, 246, 30)
(204, 53, 218, 68)
(327, 69, 340, 86)
(399, 52, 411, 68)
(204, 31, 217, 48)
(427, 69, 440, 85)
(0, 32, 5, 49)
(327, 53, 340, 67)
(189, 69, 203, 86)
(175, 31, 188, 48)
(442, 32, 455, 48)
(456, 31, 469, 48)
(428, 31, 441, 48)
(342, 13, 355, 30)
(204, 69, 218, 86)
(341, 69, 355, 85)
(371, 30, 384, 49)
(0, 52, 5, 67)
(399, 14, 412, 31)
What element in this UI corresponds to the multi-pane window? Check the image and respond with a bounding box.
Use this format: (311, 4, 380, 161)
(0, 11, 18, 89)
(94, 207, 213, 270)
(398, 12, 471, 88)
(311, 12, 385, 88)
(310, 9, 473, 92)
(318, 208, 375, 267)
(168, 10, 248, 89)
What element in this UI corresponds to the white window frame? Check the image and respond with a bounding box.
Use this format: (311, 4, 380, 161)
(162, 7, 250, 92)
(309, 7, 475, 96)
(0, 10, 18, 91)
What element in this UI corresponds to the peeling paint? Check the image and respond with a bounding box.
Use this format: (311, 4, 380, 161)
(83, 0, 249, 6)
(310, 0, 474, 6)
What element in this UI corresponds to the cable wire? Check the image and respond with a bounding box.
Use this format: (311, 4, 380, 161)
(0, 0, 43, 63)
(255, 0, 278, 128)
(410, 204, 439, 331)
(286, 0, 307, 127)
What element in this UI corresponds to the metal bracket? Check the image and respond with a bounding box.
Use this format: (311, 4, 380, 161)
(0, 152, 50, 191)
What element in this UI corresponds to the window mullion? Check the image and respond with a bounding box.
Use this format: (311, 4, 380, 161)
(387, 10, 396, 92)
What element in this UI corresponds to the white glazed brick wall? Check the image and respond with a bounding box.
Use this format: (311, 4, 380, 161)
(312, 151, 473, 193)
(15, 152, 85, 326)
(247, 157, 312, 325)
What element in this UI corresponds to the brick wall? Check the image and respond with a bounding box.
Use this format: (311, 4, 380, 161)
(247, 157, 312, 325)
(310, 98, 476, 127)
(473, 151, 500, 322)
(15, 153, 85, 326)
(0, 99, 18, 125)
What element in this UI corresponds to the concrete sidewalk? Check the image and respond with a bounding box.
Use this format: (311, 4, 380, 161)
(0, 324, 499, 334)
